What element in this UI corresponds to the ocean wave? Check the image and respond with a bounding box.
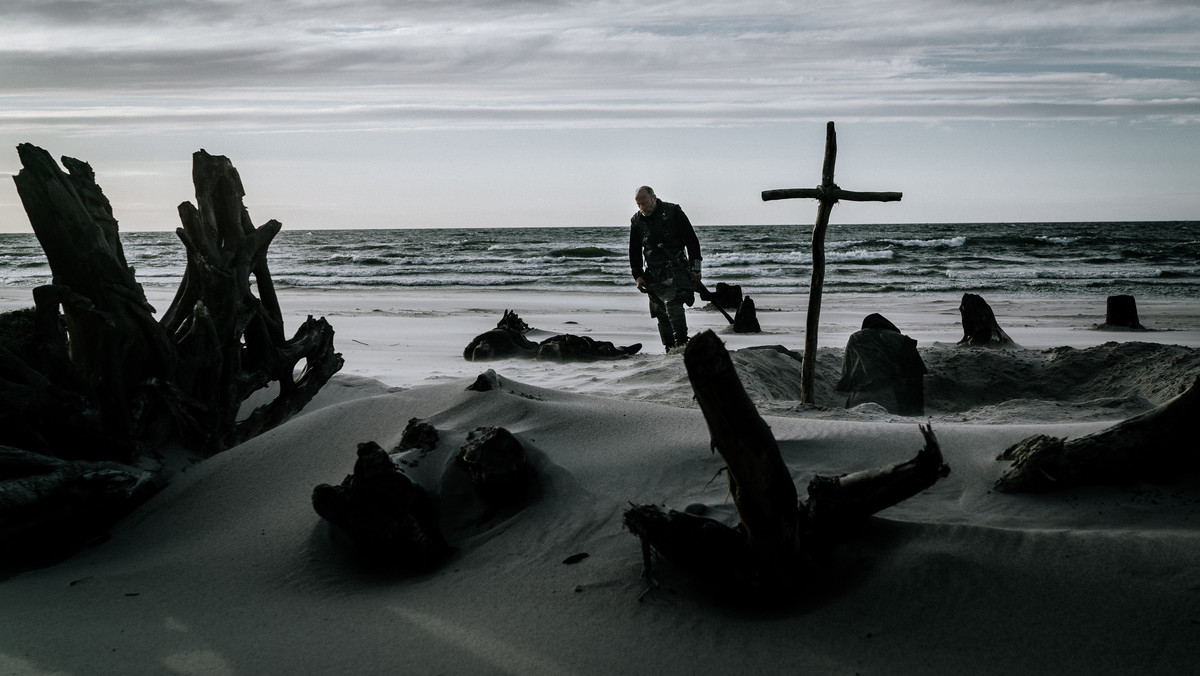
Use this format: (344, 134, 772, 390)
(546, 246, 614, 258)
(884, 236, 966, 248)
(706, 248, 893, 267)
(946, 267, 1163, 280)
(1, 223, 1194, 298)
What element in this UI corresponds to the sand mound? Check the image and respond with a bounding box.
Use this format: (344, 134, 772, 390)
(614, 341, 1200, 423)
(3, 372, 1198, 675)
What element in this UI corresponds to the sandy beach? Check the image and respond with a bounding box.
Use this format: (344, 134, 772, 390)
(2, 286, 1199, 675)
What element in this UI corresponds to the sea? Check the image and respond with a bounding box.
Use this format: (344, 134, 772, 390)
(1, 221, 1197, 300)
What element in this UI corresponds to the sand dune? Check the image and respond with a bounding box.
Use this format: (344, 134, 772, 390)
(1, 289, 1198, 675)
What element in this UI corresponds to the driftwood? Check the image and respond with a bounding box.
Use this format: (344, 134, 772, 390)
(396, 417, 439, 454)
(464, 310, 641, 362)
(11, 144, 342, 456)
(312, 441, 453, 570)
(624, 330, 949, 601)
(995, 374, 1200, 492)
(4, 145, 342, 566)
(0, 445, 161, 571)
(457, 426, 533, 506)
(313, 420, 535, 569)
(957, 293, 1014, 348)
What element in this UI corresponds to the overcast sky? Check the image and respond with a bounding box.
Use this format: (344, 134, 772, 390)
(2, 0, 1198, 233)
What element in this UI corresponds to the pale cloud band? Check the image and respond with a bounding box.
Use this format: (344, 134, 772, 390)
(3, 0, 1198, 135)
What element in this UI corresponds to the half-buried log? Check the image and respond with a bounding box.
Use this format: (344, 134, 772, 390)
(624, 330, 951, 601)
(464, 311, 640, 362)
(995, 374, 1200, 492)
(312, 441, 452, 570)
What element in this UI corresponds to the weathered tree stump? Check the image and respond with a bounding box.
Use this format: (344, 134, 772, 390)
(396, 417, 439, 454)
(957, 293, 1015, 348)
(732, 296, 761, 334)
(457, 426, 532, 506)
(11, 145, 343, 456)
(311, 441, 452, 570)
(1101, 294, 1144, 330)
(995, 374, 1200, 492)
(624, 330, 950, 601)
(836, 314, 926, 416)
(6, 145, 343, 566)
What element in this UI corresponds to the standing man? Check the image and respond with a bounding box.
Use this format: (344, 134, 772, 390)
(629, 186, 703, 353)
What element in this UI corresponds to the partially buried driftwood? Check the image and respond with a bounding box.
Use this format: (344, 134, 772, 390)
(312, 417, 536, 569)
(836, 313, 926, 416)
(957, 293, 1014, 348)
(624, 330, 949, 600)
(995, 373, 1200, 492)
(3, 144, 342, 568)
(312, 441, 452, 570)
(457, 426, 533, 506)
(463, 310, 641, 361)
(0, 445, 161, 570)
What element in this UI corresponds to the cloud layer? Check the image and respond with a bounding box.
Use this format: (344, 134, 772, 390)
(4, 0, 1198, 135)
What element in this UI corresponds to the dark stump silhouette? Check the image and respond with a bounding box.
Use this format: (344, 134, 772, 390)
(957, 293, 1014, 348)
(837, 315, 927, 416)
(1101, 294, 1145, 330)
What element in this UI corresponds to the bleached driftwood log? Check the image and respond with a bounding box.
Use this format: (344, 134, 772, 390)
(995, 374, 1200, 492)
(624, 330, 950, 601)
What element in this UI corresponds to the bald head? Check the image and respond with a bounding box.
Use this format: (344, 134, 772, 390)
(635, 186, 657, 216)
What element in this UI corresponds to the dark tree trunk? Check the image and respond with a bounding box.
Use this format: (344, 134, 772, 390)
(682, 330, 801, 591)
(624, 330, 950, 601)
(13, 146, 175, 459)
(4, 144, 343, 567)
(10, 144, 343, 457)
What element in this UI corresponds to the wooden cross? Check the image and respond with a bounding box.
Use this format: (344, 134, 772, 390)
(762, 121, 902, 404)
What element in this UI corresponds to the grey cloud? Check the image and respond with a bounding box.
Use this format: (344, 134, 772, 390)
(1, 0, 1198, 134)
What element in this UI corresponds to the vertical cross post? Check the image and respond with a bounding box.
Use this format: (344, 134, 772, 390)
(763, 122, 902, 404)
